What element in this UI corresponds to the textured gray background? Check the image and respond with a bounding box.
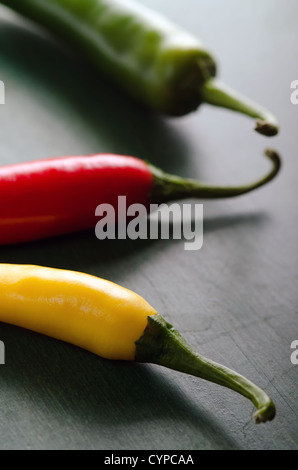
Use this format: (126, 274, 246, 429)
(0, 0, 297, 450)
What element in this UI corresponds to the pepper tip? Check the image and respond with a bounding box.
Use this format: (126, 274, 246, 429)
(264, 148, 282, 174)
(255, 119, 279, 137)
(253, 401, 276, 424)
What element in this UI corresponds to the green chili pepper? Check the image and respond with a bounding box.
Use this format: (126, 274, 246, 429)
(0, 0, 279, 136)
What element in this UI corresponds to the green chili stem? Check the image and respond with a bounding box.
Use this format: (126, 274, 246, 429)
(136, 314, 276, 424)
(149, 149, 281, 204)
(201, 80, 279, 136)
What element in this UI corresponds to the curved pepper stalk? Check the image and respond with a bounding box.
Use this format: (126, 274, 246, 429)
(150, 149, 281, 203)
(136, 314, 276, 424)
(201, 80, 279, 137)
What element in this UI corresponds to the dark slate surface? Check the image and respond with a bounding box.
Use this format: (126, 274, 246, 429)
(0, 0, 297, 450)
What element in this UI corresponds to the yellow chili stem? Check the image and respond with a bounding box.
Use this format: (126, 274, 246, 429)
(135, 315, 276, 424)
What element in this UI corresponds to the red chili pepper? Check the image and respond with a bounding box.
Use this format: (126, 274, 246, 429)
(0, 151, 280, 244)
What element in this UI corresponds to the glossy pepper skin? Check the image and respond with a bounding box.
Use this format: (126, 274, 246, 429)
(0, 0, 279, 135)
(0, 264, 154, 360)
(0, 151, 281, 245)
(0, 264, 276, 424)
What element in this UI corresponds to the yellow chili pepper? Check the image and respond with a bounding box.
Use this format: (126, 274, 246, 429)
(0, 264, 276, 424)
(0, 263, 154, 361)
